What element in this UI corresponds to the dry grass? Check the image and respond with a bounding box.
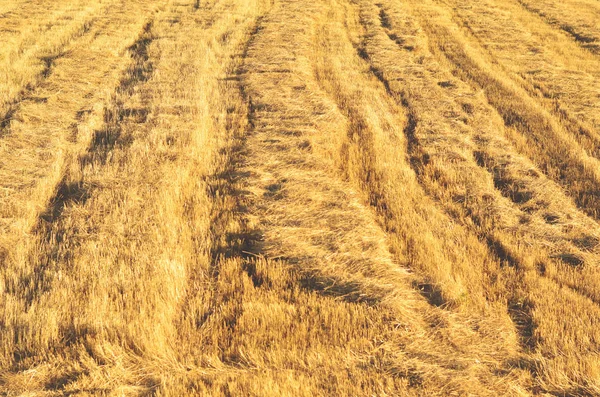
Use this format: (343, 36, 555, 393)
(517, 0, 600, 55)
(0, 0, 599, 395)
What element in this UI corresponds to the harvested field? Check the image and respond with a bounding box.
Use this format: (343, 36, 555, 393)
(1, 0, 600, 395)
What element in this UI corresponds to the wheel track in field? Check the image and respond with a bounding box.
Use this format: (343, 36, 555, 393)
(387, 0, 600, 306)
(359, 1, 600, 393)
(0, 0, 167, 258)
(446, 0, 600, 157)
(347, 0, 541, 354)
(14, 21, 156, 313)
(1, 1, 273, 391)
(422, 6, 600, 221)
(239, 0, 415, 312)
(313, 2, 499, 311)
(0, 0, 128, 141)
(203, 0, 530, 394)
(0, 0, 169, 370)
(0, 0, 119, 137)
(516, 0, 600, 55)
(430, 0, 600, 186)
(372, 0, 600, 278)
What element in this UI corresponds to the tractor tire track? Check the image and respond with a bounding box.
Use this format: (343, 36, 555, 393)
(516, 0, 600, 55)
(0, 1, 275, 392)
(15, 21, 156, 314)
(0, 0, 169, 370)
(0, 0, 165, 260)
(388, 0, 600, 306)
(425, 0, 600, 216)
(358, 1, 600, 394)
(0, 0, 119, 136)
(199, 0, 531, 394)
(368, 0, 600, 282)
(2, 0, 600, 395)
(355, 0, 543, 354)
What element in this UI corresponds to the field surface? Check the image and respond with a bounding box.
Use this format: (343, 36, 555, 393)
(1, 0, 600, 395)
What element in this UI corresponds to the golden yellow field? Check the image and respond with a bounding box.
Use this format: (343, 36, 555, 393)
(1, 0, 600, 395)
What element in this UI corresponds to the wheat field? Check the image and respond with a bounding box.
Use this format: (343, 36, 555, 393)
(1, 0, 600, 395)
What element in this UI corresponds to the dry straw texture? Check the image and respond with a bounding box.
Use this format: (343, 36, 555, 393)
(1, 0, 600, 395)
